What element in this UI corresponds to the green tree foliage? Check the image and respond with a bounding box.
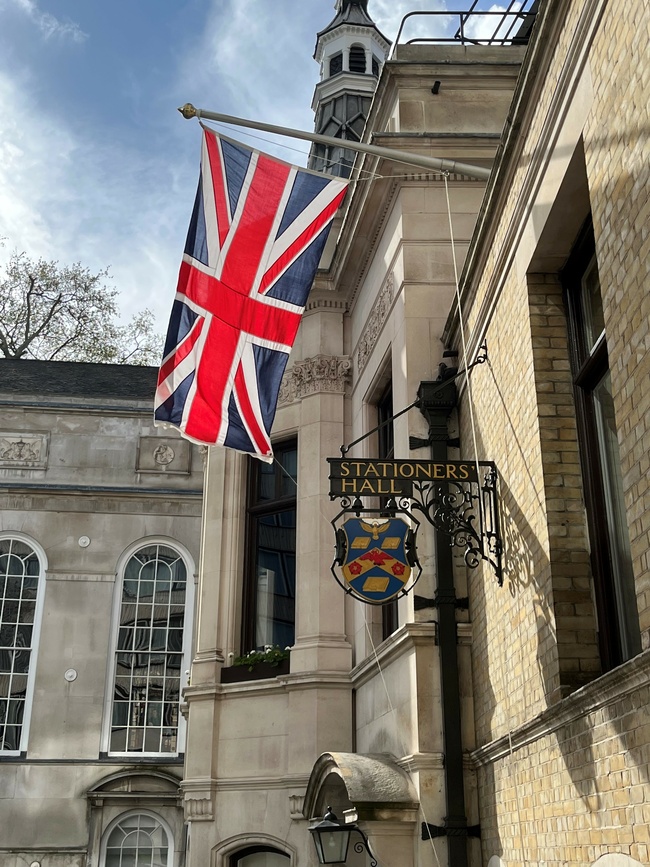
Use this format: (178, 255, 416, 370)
(0, 250, 164, 365)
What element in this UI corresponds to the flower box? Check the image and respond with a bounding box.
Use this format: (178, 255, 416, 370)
(220, 657, 290, 683)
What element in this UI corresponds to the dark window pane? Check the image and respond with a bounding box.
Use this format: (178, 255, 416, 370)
(2, 602, 19, 624)
(13, 649, 30, 674)
(123, 579, 139, 599)
(592, 371, 640, 657)
(18, 600, 35, 624)
(0, 650, 12, 674)
(10, 676, 28, 697)
(166, 630, 183, 652)
(164, 678, 180, 700)
(3, 726, 20, 751)
(118, 628, 134, 650)
(114, 677, 131, 701)
(581, 256, 605, 351)
(0, 625, 17, 648)
(5, 577, 22, 599)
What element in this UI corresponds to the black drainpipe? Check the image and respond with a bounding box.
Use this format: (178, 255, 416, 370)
(416, 371, 471, 867)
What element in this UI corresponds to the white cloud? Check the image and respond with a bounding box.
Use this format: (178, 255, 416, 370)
(0, 70, 191, 329)
(372, 0, 450, 45)
(463, 3, 526, 43)
(173, 0, 320, 163)
(2, 0, 87, 42)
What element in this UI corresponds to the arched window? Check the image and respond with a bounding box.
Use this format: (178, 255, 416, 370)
(102, 812, 172, 867)
(107, 543, 192, 756)
(0, 536, 44, 754)
(349, 45, 366, 73)
(230, 847, 289, 866)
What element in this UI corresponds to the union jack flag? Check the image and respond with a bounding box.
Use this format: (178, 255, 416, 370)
(154, 128, 348, 460)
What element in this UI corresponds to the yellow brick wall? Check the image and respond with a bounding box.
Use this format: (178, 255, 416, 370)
(583, 0, 650, 637)
(449, 0, 650, 861)
(477, 677, 650, 867)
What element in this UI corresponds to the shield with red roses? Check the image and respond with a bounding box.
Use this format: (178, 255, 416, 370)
(339, 516, 413, 604)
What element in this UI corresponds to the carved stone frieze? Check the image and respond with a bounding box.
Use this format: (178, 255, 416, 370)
(278, 355, 351, 406)
(356, 272, 395, 374)
(0, 432, 48, 468)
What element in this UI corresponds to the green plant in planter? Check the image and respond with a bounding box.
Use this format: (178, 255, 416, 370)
(232, 645, 290, 671)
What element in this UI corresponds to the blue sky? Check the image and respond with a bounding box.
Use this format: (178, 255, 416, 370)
(0, 0, 511, 331)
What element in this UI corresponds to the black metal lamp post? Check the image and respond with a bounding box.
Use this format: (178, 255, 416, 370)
(309, 808, 377, 865)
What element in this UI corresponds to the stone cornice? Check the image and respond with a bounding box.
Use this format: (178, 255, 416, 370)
(351, 622, 437, 688)
(215, 774, 310, 792)
(183, 671, 352, 703)
(471, 648, 650, 767)
(397, 751, 445, 772)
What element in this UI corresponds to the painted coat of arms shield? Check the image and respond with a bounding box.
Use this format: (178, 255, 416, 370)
(339, 517, 414, 603)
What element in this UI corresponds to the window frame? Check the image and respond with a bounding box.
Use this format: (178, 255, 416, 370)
(0, 532, 47, 757)
(99, 809, 174, 867)
(562, 220, 641, 669)
(102, 539, 195, 759)
(241, 440, 298, 655)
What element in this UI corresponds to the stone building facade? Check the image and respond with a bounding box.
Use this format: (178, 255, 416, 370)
(0, 360, 203, 867)
(3, 1, 647, 865)
(181, 3, 526, 867)
(183, 0, 649, 865)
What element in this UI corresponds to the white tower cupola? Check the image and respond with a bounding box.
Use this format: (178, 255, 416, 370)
(309, 0, 391, 177)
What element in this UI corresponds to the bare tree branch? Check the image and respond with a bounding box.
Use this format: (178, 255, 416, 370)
(0, 248, 164, 365)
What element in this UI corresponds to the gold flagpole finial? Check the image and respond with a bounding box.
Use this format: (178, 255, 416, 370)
(178, 103, 198, 120)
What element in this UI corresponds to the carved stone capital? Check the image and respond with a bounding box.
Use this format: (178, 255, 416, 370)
(356, 272, 395, 375)
(278, 355, 351, 405)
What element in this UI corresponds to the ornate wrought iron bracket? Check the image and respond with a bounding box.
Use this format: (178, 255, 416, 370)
(327, 460, 503, 585)
(409, 463, 502, 584)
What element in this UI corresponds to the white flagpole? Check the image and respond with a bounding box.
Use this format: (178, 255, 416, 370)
(178, 104, 492, 182)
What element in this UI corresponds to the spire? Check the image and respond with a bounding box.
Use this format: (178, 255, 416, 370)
(309, 1, 391, 178)
(317, 0, 387, 42)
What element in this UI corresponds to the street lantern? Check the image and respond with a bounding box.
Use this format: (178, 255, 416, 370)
(308, 808, 377, 866)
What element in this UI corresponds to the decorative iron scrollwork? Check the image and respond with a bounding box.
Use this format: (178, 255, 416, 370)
(408, 462, 502, 583)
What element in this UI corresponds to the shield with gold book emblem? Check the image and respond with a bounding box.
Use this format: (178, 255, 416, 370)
(337, 517, 415, 604)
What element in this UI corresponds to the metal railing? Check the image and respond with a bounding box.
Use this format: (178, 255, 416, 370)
(392, 0, 539, 54)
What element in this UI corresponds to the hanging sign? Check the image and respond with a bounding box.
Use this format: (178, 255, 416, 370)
(333, 516, 421, 604)
(328, 458, 479, 497)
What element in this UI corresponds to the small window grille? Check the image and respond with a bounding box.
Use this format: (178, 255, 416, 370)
(372, 56, 380, 77)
